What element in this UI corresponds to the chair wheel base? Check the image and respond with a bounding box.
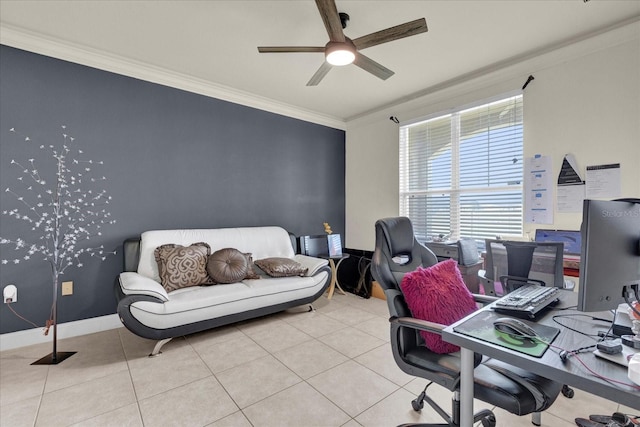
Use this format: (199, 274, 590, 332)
(481, 414, 496, 427)
(561, 384, 574, 398)
(411, 392, 426, 411)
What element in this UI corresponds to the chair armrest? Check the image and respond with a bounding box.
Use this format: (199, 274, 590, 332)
(473, 294, 498, 305)
(293, 254, 329, 276)
(391, 316, 445, 335)
(119, 272, 169, 302)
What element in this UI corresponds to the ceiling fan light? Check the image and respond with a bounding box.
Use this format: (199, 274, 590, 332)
(325, 42, 355, 66)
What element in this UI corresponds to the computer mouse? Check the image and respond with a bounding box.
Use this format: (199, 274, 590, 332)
(493, 317, 538, 339)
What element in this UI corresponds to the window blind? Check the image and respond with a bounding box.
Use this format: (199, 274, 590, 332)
(399, 95, 523, 245)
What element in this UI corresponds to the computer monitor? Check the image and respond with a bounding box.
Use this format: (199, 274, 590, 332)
(577, 199, 640, 312)
(534, 229, 581, 256)
(299, 234, 329, 257)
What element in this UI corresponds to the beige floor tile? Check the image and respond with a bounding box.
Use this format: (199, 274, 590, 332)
(215, 354, 301, 408)
(282, 311, 348, 338)
(127, 343, 212, 400)
(353, 316, 391, 342)
(139, 376, 238, 427)
(43, 337, 128, 392)
(185, 324, 245, 352)
(492, 406, 575, 427)
(307, 360, 398, 417)
(273, 339, 348, 379)
(324, 306, 377, 326)
(319, 326, 386, 358)
(341, 420, 364, 427)
(197, 334, 269, 374)
(206, 410, 253, 427)
(546, 388, 619, 424)
(36, 370, 136, 426)
(243, 320, 314, 353)
(355, 388, 443, 427)
(0, 394, 40, 427)
(0, 356, 48, 406)
(355, 344, 414, 386)
(354, 297, 390, 318)
(69, 403, 143, 427)
(1, 295, 629, 427)
(243, 381, 351, 427)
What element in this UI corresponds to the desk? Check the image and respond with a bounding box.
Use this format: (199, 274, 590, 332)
(320, 254, 349, 299)
(442, 291, 640, 427)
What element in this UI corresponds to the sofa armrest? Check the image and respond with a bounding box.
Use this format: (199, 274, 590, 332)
(119, 272, 169, 302)
(293, 254, 329, 276)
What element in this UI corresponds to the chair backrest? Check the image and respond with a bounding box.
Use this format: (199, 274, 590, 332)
(372, 217, 438, 293)
(484, 240, 564, 291)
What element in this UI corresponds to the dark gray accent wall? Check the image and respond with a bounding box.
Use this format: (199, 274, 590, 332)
(0, 45, 345, 334)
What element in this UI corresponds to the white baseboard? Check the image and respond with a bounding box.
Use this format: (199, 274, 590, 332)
(0, 314, 122, 352)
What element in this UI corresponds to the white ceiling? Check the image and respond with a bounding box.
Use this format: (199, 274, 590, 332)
(1, 1, 639, 125)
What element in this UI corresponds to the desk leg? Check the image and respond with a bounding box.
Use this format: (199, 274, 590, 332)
(460, 347, 474, 427)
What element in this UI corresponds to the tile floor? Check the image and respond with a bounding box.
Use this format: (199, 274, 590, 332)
(0, 292, 634, 427)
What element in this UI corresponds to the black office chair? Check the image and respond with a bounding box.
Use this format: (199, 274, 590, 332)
(481, 240, 568, 296)
(372, 217, 562, 427)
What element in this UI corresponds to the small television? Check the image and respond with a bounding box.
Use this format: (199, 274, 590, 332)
(577, 199, 640, 312)
(300, 235, 329, 257)
(300, 234, 343, 257)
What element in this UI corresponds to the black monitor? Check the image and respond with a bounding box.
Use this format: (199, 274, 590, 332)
(299, 234, 329, 257)
(577, 199, 640, 312)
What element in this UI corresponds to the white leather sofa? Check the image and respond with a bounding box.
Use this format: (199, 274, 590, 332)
(115, 226, 331, 355)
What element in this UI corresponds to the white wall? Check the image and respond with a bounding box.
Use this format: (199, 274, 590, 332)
(345, 22, 640, 251)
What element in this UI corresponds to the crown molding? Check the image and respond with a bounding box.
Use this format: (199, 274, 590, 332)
(0, 24, 346, 131)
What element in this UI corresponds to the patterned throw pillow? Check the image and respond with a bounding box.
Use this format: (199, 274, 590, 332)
(400, 259, 478, 354)
(254, 257, 308, 278)
(154, 242, 214, 292)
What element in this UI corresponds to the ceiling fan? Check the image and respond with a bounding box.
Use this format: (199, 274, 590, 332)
(257, 0, 428, 86)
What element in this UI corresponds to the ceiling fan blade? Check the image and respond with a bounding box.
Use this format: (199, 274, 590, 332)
(353, 53, 394, 80)
(315, 0, 345, 42)
(307, 61, 332, 86)
(258, 46, 325, 53)
(352, 18, 428, 50)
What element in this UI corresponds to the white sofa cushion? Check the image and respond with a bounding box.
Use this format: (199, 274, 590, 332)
(128, 272, 328, 330)
(137, 227, 296, 282)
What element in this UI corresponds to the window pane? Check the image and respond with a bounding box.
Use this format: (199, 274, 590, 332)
(399, 94, 523, 242)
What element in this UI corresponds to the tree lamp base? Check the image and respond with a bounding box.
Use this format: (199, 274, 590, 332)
(31, 351, 77, 365)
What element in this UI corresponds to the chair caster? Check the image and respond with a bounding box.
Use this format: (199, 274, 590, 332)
(411, 391, 426, 411)
(481, 414, 496, 427)
(561, 384, 574, 398)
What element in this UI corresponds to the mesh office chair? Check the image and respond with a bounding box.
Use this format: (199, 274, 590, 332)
(372, 217, 562, 427)
(481, 240, 566, 296)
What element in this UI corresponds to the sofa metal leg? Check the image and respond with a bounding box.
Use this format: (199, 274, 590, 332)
(149, 338, 172, 357)
(308, 304, 316, 312)
(531, 411, 541, 426)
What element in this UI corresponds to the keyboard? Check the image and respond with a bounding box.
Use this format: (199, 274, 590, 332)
(493, 284, 560, 319)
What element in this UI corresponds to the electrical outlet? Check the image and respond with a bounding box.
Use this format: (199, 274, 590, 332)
(62, 281, 73, 296)
(3, 284, 17, 303)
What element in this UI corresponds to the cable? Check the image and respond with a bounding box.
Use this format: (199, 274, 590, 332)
(552, 313, 611, 339)
(548, 341, 640, 391)
(6, 303, 40, 329)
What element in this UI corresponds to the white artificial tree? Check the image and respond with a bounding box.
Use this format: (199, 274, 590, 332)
(0, 125, 116, 364)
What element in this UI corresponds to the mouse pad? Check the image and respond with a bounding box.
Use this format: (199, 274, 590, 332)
(453, 311, 560, 357)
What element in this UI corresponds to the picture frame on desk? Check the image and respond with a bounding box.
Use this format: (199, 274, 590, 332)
(327, 234, 342, 257)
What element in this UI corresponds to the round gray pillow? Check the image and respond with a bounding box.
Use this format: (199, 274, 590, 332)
(207, 248, 248, 284)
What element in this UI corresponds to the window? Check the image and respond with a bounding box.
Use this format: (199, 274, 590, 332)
(399, 94, 523, 245)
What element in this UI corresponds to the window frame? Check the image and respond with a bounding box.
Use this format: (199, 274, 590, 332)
(399, 91, 524, 244)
